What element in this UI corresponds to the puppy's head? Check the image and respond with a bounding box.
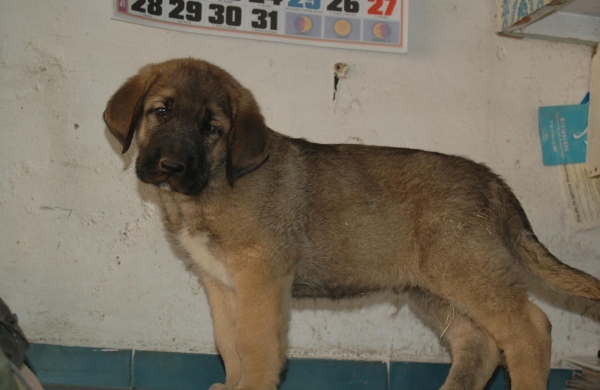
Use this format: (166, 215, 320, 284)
(104, 58, 270, 196)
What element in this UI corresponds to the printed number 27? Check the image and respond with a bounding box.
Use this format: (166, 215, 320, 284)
(367, 0, 396, 15)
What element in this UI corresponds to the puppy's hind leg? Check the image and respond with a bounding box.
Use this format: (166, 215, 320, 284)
(436, 278, 551, 390)
(409, 289, 501, 390)
(438, 313, 501, 390)
(488, 300, 551, 390)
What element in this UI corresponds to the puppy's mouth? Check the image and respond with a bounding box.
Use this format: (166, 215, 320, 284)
(153, 175, 183, 193)
(142, 173, 206, 196)
(136, 160, 207, 196)
(159, 182, 174, 191)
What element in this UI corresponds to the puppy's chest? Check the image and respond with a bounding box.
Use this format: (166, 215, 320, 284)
(159, 192, 239, 288)
(177, 229, 234, 288)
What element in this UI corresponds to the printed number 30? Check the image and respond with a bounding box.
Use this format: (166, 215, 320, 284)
(208, 4, 242, 26)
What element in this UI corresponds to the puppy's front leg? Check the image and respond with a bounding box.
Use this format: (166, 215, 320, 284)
(233, 262, 292, 390)
(201, 273, 242, 390)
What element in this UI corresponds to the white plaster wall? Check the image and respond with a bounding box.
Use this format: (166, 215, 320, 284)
(0, 0, 599, 368)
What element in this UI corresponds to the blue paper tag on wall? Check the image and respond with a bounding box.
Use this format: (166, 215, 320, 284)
(538, 104, 588, 166)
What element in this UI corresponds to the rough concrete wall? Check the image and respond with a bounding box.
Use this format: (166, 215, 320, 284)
(0, 0, 598, 367)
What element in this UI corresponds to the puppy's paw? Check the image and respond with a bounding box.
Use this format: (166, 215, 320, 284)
(208, 384, 230, 390)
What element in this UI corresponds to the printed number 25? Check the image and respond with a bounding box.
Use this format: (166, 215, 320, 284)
(288, 0, 320, 10)
(367, 0, 396, 15)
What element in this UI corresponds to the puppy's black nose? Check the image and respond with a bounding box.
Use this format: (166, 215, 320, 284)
(159, 159, 185, 175)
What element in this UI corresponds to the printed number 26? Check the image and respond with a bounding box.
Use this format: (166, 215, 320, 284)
(326, 0, 359, 13)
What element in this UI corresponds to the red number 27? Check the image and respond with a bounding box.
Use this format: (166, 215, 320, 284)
(367, 0, 396, 16)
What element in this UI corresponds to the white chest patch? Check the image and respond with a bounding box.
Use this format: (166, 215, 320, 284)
(178, 230, 234, 288)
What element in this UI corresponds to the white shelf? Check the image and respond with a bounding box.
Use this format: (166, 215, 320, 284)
(497, 0, 600, 46)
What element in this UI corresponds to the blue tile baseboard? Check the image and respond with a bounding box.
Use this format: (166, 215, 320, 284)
(27, 344, 132, 388)
(133, 350, 225, 390)
(27, 344, 575, 389)
(280, 359, 387, 390)
(390, 362, 507, 390)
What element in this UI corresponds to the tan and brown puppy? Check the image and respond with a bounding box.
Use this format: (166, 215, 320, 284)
(104, 58, 600, 390)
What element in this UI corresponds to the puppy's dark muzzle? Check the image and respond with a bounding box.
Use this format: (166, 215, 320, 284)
(137, 146, 208, 196)
(159, 158, 186, 176)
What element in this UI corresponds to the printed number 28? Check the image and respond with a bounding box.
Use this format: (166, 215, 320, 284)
(132, 0, 163, 15)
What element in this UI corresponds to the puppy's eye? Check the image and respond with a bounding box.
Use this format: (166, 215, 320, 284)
(204, 124, 220, 135)
(155, 107, 167, 117)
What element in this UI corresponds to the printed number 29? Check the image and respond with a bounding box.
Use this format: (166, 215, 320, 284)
(132, 0, 163, 15)
(169, 0, 202, 22)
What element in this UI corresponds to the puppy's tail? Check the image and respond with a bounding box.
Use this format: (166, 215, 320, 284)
(514, 233, 600, 302)
(489, 176, 600, 301)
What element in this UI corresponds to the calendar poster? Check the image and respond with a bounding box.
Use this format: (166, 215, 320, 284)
(111, 0, 407, 53)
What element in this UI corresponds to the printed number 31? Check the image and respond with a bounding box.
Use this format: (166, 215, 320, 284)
(251, 9, 278, 30)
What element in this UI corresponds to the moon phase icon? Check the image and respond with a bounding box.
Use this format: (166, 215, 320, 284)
(372, 22, 391, 39)
(333, 19, 351, 37)
(294, 15, 313, 33)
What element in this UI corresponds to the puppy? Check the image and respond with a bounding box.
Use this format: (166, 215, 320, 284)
(104, 58, 600, 390)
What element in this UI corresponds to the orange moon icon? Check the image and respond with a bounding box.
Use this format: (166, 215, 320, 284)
(294, 16, 313, 33)
(372, 22, 391, 39)
(333, 19, 351, 37)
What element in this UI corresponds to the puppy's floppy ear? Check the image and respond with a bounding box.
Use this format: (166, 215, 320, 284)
(103, 65, 158, 154)
(226, 88, 271, 186)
